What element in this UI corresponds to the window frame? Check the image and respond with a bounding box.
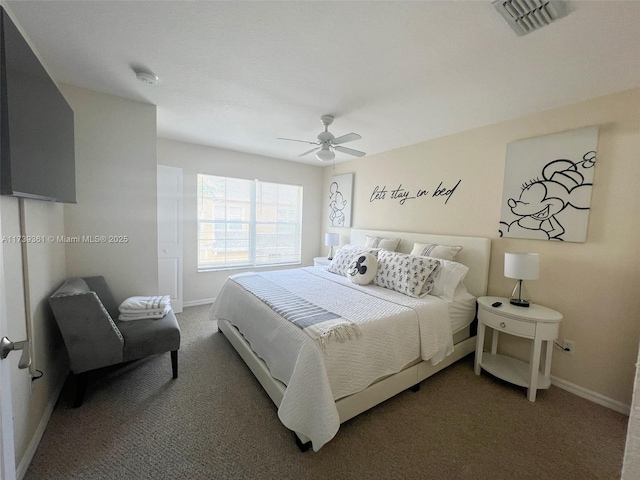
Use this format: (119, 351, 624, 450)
(197, 174, 303, 272)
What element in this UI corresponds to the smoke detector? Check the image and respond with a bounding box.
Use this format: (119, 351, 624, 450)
(134, 69, 158, 86)
(492, 0, 569, 36)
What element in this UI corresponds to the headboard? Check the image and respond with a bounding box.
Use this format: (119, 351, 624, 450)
(350, 229, 491, 298)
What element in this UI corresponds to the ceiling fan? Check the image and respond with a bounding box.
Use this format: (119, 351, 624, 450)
(278, 115, 366, 162)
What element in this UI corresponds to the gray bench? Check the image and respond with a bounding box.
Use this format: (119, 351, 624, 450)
(49, 276, 181, 406)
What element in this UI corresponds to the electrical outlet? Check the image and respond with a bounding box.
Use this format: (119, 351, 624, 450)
(562, 340, 575, 354)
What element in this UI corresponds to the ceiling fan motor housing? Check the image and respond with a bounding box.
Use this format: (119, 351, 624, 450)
(317, 131, 335, 143)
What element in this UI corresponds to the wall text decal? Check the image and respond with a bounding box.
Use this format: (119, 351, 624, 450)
(369, 180, 461, 206)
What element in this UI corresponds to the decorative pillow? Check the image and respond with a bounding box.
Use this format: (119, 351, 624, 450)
(346, 253, 378, 285)
(373, 250, 440, 298)
(364, 235, 401, 251)
(421, 260, 442, 298)
(410, 242, 462, 261)
(418, 257, 469, 302)
(327, 245, 379, 276)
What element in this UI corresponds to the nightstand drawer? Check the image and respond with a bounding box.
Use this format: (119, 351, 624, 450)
(480, 310, 536, 338)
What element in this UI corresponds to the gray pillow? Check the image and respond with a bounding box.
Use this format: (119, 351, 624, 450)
(364, 235, 401, 251)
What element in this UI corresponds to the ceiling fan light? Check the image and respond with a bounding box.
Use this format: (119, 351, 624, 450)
(316, 148, 335, 162)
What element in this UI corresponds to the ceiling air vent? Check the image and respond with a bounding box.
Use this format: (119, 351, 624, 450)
(492, 0, 569, 36)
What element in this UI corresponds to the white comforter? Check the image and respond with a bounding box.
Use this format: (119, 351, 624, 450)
(209, 267, 454, 451)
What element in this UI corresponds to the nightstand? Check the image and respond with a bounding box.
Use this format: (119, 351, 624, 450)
(313, 257, 331, 267)
(474, 296, 562, 402)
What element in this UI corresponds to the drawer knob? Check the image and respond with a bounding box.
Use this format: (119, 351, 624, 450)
(500, 322, 506, 328)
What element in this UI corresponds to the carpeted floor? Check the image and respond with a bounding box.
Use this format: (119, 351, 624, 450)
(25, 305, 628, 479)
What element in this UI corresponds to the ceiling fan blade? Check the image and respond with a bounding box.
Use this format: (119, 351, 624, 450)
(277, 137, 319, 145)
(298, 147, 321, 157)
(331, 132, 361, 145)
(334, 145, 366, 157)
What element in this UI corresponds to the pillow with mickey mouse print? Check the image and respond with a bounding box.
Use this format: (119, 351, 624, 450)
(346, 252, 378, 285)
(373, 250, 440, 298)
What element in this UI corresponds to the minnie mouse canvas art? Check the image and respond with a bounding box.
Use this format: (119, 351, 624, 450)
(499, 127, 598, 243)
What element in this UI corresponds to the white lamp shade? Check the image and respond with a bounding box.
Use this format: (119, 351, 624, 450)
(325, 233, 339, 247)
(504, 252, 539, 280)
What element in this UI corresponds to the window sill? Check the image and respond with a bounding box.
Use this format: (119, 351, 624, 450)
(198, 261, 301, 273)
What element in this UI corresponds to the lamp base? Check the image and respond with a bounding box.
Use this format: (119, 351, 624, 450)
(509, 298, 530, 307)
(509, 279, 531, 307)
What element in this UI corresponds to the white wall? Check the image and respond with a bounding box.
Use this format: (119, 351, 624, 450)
(60, 85, 159, 303)
(157, 138, 324, 303)
(322, 88, 640, 407)
(1, 197, 68, 474)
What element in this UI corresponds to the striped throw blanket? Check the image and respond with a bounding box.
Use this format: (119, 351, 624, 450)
(232, 273, 361, 350)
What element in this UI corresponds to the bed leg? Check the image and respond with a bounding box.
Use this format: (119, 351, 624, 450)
(409, 383, 420, 392)
(294, 433, 311, 452)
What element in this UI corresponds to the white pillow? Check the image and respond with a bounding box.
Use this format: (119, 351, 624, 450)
(373, 250, 440, 298)
(347, 252, 378, 285)
(429, 258, 469, 302)
(451, 282, 469, 300)
(410, 242, 462, 261)
(364, 235, 401, 251)
(327, 245, 379, 276)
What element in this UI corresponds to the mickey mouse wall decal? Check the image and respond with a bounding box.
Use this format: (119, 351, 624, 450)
(328, 173, 353, 228)
(329, 181, 347, 227)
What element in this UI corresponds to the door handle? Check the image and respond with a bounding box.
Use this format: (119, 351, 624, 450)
(1, 336, 31, 369)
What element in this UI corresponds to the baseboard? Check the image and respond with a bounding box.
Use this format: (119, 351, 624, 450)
(183, 298, 215, 308)
(551, 375, 631, 416)
(16, 372, 67, 480)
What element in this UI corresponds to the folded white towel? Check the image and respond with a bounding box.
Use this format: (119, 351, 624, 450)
(118, 304, 171, 321)
(119, 295, 171, 314)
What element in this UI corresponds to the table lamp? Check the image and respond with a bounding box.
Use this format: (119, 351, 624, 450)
(504, 252, 539, 307)
(325, 233, 339, 260)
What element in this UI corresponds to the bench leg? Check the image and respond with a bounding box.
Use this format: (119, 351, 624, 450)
(74, 372, 88, 408)
(171, 350, 178, 379)
(294, 432, 311, 452)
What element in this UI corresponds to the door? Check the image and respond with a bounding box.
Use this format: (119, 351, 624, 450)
(157, 165, 184, 314)
(0, 206, 17, 479)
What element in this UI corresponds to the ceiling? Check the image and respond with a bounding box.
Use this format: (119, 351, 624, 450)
(6, 1, 640, 165)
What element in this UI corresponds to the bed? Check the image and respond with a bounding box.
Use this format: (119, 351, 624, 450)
(210, 228, 491, 451)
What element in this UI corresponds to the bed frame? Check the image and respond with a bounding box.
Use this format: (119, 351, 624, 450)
(218, 228, 491, 450)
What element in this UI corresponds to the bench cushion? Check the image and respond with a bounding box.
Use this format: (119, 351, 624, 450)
(117, 309, 181, 362)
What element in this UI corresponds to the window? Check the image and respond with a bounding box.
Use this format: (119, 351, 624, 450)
(197, 174, 303, 271)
